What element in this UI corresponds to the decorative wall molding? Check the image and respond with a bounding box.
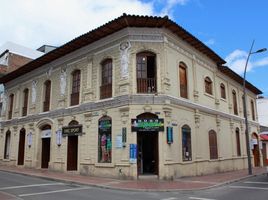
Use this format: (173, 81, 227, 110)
(1, 94, 257, 129)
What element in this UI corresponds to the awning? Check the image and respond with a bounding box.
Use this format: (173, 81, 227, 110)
(260, 134, 268, 141)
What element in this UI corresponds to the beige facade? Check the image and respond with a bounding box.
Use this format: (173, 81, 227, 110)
(0, 15, 263, 179)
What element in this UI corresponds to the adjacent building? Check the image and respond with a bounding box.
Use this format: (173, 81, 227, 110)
(0, 14, 264, 179)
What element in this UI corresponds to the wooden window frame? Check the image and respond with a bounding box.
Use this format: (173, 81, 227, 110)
(220, 83, 226, 99)
(100, 59, 112, 99)
(232, 90, 238, 115)
(251, 100, 255, 121)
(43, 80, 51, 112)
(204, 77, 213, 95)
(22, 88, 29, 116)
(136, 52, 157, 94)
(8, 94, 14, 120)
(179, 63, 188, 99)
(70, 70, 81, 106)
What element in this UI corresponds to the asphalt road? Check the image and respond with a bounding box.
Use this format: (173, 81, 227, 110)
(0, 170, 267, 200)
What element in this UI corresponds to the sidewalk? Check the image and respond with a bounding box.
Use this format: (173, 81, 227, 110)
(0, 165, 266, 192)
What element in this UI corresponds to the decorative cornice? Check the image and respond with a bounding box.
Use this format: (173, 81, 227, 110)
(0, 94, 259, 128)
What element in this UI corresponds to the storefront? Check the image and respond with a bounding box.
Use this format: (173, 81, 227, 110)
(132, 113, 164, 176)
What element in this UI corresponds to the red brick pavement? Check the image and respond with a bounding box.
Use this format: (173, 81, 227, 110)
(0, 165, 266, 192)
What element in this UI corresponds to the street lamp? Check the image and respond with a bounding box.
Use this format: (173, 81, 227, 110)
(243, 40, 267, 175)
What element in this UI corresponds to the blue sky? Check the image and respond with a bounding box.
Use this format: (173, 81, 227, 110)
(0, 0, 267, 95)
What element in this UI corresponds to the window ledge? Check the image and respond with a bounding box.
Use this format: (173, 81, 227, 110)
(95, 163, 115, 168)
(204, 92, 214, 99)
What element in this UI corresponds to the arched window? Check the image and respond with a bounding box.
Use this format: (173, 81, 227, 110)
(220, 83, 226, 99)
(70, 70, 81, 106)
(179, 63, 188, 99)
(100, 59, 112, 99)
(22, 88, 29, 116)
(136, 52, 157, 93)
(98, 116, 112, 163)
(208, 130, 218, 159)
(204, 77, 213, 95)
(8, 94, 14, 119)
(251, 100, 255, 121)
(43, 80, 51, 112)
(232, 90, 238, 115)
(4, 130, 11, 159)
(235, 128, 241, 156)
(182, 125, 191, 161)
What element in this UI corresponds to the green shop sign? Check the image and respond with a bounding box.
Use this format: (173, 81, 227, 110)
(131, 118, 164, 132)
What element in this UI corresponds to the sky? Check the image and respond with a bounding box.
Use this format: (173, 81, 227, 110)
(0, 0, 268, 96)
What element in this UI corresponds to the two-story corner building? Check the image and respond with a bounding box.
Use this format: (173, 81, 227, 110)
(0, 14, 263, 179)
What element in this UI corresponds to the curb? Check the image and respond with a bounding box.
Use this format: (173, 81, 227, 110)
(0, 168, 266, 192)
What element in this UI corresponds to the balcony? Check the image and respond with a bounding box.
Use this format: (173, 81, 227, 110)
(137, 78, 157, 94)
(100, 84, 112, 99)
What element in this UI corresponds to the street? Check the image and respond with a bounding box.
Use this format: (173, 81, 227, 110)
(0, 170, 267, 200)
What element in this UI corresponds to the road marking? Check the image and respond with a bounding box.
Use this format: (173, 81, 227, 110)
(189, 197, 216, 200)
(0, 183, 64, 190)
(244, 181, 268, 185)
(18, 186, 91, 197)
(230, 186, 268, 190)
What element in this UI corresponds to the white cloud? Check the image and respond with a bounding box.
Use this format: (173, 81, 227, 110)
(159, 0, 189, 16)
(225, 49, 268, 74)
(0, 0, 154, 49)
(204, 38, 215, 46)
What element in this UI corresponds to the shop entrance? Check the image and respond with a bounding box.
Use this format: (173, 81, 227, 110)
(252, 133, 260, 167)
(137, 132, 158, 175)
(136, 112, 160, 176)
(67, 135, 78, 171)
(17, 129, 26, 165)
(41, 138, 50, 168)
(262, 143, 267, 166)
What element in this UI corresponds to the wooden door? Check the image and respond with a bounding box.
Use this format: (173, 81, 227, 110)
(253, 145, 260, 167)
(67, 136, 78, 171)
(262, 143, 267, 166)
(41, 138, 50, 168)
(17, 131, 26, 165)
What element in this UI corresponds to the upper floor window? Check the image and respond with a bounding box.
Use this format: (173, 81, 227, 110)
(70, 70, 81, 106)
(182, 125, 192, 161)
(8, 94, 14, 119)
(236, 128, 241, 156)
(22, 88, 29, 116)
(179, 62, 188, 99)
(220, 83, 226, 99)
(204, 76, 213, 95)
(100, 59, 112, 99)
(232, 90, 238, 115)
(251, 100, 255, 121)
(136, 52, 157, 93)
(209, 130, 218, 159)
(43, 80, 51, 112)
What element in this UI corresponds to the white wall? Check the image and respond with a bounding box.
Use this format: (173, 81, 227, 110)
(257, 98, 268, 126)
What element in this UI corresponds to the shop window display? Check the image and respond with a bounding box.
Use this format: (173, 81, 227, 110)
(98, 116, 112, 163)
